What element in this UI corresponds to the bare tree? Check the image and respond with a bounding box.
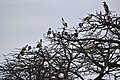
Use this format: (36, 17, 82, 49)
(0, 2, 120, 80)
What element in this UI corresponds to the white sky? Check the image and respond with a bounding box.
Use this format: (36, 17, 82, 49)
(0, 0, 120, 62)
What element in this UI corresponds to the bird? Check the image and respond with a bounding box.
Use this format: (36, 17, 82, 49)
(103, 2, 109, 15)
(40, 39, 42, 45)
(20, 45, 28, 56)
(64, 32, 68, 36)
(74, 29, 78, 37)
(47, 28, 51, 36)
(28, 46, 32, 51)
(36, 39, 42, 49)
(79, 23, 83, 27)
(21, 45, 28, 51)
(16, 54, 20, 59)
(20, 51, 24, 56)
(62, 18, 68, 28)
(84, 14, 92, 22)
(74, 32, 78, 38)
(52, 30, 56, 38)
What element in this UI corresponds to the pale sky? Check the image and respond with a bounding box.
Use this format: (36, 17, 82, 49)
(0, 0, 120, 62)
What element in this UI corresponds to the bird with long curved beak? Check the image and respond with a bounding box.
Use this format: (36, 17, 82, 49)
(62, 18, 68, 28)
(103, 2, 109, 15)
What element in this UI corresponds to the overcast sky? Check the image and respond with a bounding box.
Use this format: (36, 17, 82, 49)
(0, 0, 120, 62)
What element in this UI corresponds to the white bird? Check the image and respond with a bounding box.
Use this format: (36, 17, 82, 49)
(62, 18, 68, 28)
(103, 2, 109, 15)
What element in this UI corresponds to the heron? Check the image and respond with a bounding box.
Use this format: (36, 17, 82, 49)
(103, 2, 109, 15)
(62, 18, 68, 28)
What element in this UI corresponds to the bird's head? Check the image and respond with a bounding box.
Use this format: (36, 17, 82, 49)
(48, 28, 51, 30)
(88, 13, 92, 16)
(103, 1, 106, 4)
(40, 39, 42, 42)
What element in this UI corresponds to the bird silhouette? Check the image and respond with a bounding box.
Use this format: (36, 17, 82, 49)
(103, 2, 109, 15)
(52, 30, 56, 38)
(20, 51, 24, 56)
(84, 14, 92, 22)
(79, 23, 83, 27)
(36, 39, 42, 50)
(28, 46, 32, 51)
(64, 32, 68, 36)
(74, 32, 78, 38)
(74, 29, 78, 38)
(22, 45, 28, 51)
(47, 28, 51, 35)
(20, 45, 28, 56)
(16, 54, 20, 59)
(62, 18, 68, 28)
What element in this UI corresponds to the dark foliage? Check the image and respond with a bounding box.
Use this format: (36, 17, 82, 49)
(0, 2, 120, 80)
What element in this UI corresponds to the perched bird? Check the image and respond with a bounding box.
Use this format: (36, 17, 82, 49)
(84, 14, 92, 22)
(28, 46, 32, 51)
(64, 32, 68, 36)
(74, 29, 78, 37)
(62, 30, 68, 37)
(47, 28, 51, 36)
(36, 39, 42, 49)
(57, 31, 61, 38)
(79, 23, 83, 27)
(96, 11, 102, 17)
(21, 45, 28, 51)
(40, 39, 42, 45)
(16, 54, 20, 59)
(20, 51, 24, 56)
(103, 2, 109, 15)
(62, 18, 68, 28)
(52, 30, 56, 38)
(74, 32, 78, 38)
(20, 45, 28, 56)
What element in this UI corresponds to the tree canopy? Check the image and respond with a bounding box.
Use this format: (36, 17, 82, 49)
(0, 2, 120, 80)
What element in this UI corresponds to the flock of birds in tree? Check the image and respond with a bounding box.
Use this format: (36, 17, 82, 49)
(16, 39, 42, 59)
(17, 2, 110, 59)
(46, 2, 110, 39)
